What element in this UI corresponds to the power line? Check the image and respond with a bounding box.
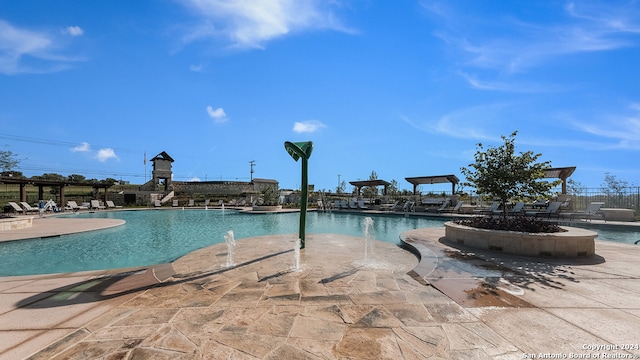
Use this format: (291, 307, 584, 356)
(0, 133, 135, 153)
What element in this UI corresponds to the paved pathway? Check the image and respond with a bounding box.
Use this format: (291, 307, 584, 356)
(0, 216, 639, 359)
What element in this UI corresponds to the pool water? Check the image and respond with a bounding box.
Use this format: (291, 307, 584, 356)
(0, 210, 447, 276)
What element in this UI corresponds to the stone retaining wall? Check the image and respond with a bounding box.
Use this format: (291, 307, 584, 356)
(0, 217, 33, 231)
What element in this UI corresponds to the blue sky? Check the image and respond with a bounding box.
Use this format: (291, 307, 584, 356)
(1, 0, 639, 193)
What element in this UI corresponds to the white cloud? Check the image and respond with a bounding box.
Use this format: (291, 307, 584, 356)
(190, 64, 203, 72)
(96, 148, 118, 162)
(0, 20, 84, 75)
(206, 105, 227, 123)
(65, 26, 84, 36)
(71, 142, 91, 152)
(189, 177, 201, 182)
(293, 119, 326, 133)
(180, 0, 354, 48)
(573, 102, 640, 150)
(427, 2, 640, 74)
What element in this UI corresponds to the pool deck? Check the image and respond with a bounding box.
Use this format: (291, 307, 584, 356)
(0, 214, 639, 359)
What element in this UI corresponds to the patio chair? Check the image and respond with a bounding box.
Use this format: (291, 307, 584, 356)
(106, 200, 122, 208)
(439, 200, 464, 213)
(357, 200, 369, 210)
(507, 201, 525, 216)
(20, 201, 39, 214)
(474, 201, 499, 215)
(561, 202, 604, 222)
(402, 201, 415, 212)
(8, 201, 24, 214)
(525, 201, 561, 219)
(427, 198, 450, 213)
(188, 199, 195, 207)
(154, 199, 162, 207)
(91, 200, 106, 210)
(172, 200, 179, 207)
(67, 200, 89, 211)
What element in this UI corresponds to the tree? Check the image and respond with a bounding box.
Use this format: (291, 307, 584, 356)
(362, 170, 378, 200)
(336, 180, 346, 194)
(460, 131, 559, 219)
(67, 174, 87, 183)
(0, 149, 19, 175)
(387, 179, 400, 199)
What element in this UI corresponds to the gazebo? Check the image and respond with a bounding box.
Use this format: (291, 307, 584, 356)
(349, 179, 392, 196)
(405, 174, 460, 195)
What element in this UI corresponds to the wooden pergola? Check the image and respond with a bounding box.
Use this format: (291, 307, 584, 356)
(543, 166, 576, 194)
(349, 179, 392, 196)
(405, 174, 460, 195)
(0, 176, 113, 207)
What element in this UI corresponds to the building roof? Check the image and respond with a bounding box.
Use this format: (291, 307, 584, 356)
(151, 151, 174, 162)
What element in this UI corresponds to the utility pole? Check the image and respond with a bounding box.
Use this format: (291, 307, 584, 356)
(249, 160, 256, 182)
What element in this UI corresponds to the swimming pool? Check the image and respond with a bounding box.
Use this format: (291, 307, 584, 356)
(0, 210, 447, 276)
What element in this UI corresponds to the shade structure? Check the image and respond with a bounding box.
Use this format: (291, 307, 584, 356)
(405, 174, 460, 195)
(349, 179, 392, 196)
(543, 166, 576, 194)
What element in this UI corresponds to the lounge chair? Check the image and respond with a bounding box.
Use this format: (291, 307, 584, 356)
(106, 200, 122, 208)
(391, 201, 404, 212)
(172, 200, 179, 207)
(8, 201, 24, 214)
(67, 201, 89, 211)
(525, 201, 561, 219)
(561, 202, 604, 221)
(20, 201, 39, 214)
(154, 199, 162, 207)
(402, 201, 415, 212)
(429, 199, 451, 213)
(339, 200, 348, 209)
(357, 200, 369, 210)
(474, 201, 499, 215)
(204, 199, 210, 207)
(507, 201, 525, 216)
(91, 200, 106, 210)
(188, 199, 195, 207)
(440, 200, 464, 213)
(43, 199, 60, 212)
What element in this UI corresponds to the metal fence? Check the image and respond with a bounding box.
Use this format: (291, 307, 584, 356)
(570, 186, 640, 215)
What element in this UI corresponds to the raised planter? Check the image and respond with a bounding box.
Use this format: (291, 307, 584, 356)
(251, 205, 283, 212)
(0, 216, 33, 231)
(600, 208, 635, 222)
(444, 221, 597, 257)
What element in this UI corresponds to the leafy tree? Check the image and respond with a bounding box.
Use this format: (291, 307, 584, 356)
(601, 172, 629, 197)
(460, 131, 559, 219)
(32, 173, 66, 182)
(601, 172, 632, 208)
(0, 149, 19, 175)
(567, 178, 585, 195)
(387, 179, 400, 199)
(363, 170, 378, 200)
(67, 174, 87, 183)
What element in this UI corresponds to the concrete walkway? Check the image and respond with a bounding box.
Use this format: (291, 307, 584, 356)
(0, 216, 639, 359)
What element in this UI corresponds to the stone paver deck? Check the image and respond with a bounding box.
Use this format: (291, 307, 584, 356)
(0, 215, 639, 359)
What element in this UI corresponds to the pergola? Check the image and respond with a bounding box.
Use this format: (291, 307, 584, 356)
(543, 166, 576, 194)
(0, 176, 113, 207)
(405, 174, 460, 195)
(349, 179, 392, 196)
